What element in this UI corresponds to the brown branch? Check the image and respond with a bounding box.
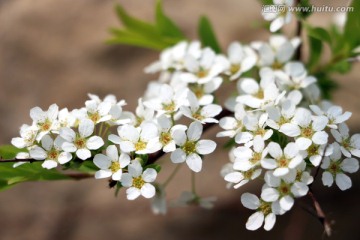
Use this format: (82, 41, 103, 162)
(307, 189, 332, 237)
(65, 173, 94, 180)
(294, 0, 302, 61)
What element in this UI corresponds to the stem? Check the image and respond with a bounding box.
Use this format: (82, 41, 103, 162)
(65, 173, 94, 180)
(294, 0, 302, 61)
(98, 122, 104, 137)
(163, 164, 181, 188)
(307, 189, 332, 237)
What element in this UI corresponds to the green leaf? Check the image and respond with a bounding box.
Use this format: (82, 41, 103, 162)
(155, 0, 185, 38)
(0, 145, 25, 159)
(223, 138, 236, 150)
(307, 36, 322, 71)
(344, 0, 360, 48)
(306, 26, 332, 45)
(145, 164, 161, 173)
(296, 0, 313, 19)
(198, 16, 221, 53)
(0, 162, 70, 191)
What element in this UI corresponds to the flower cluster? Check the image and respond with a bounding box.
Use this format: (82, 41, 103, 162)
(9, 32, 360, 232)
(218, 35, 360, 231)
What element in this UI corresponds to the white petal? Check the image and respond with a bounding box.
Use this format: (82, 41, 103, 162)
(246, 212, 264, 231)
(312, 131, 328, 145)
(224, 172, 243, 183)
(291, 182, 308, 197)
(126, 187, 141, 200)
(106, 145, 118, 161)
(340, 158, 359, 173)
(76, 148, 91, 160)
(241, 193, 260, 210)
(61, 142, 77, 152)
(141, 183, 156, 198)
(268, 142, 282, 159)
(280, 123, 300, 137)
(30, 147, 47, 160)
(270, 17, 285, 32)
(335, 173, 352, 191)
(261, 188, 279, 202)
(322, 171, 334, 187)
(42, 160, 58, 169)
(284, 142, 299, 158)
(187, 121, 203, 141)
(186, 154, 203, 172)
(295, 137, 312, 150)
(108, 134, 121, 144)
(273, 167, 289, 177)
(120, 141, 135, 153)
(93, 154, 111, 169)
(261, 158, 277, 169)
(171, 148, 186, 163)
(79, 119, 94, 138)
(142, 168, 157, 182)
(112, 171, 122, 181)
(86, 136, 104, 150)
(264, 213, 276, 231)
(95, 169, 112, 179)
(120, 173, 132, 187)
(58, 152, 72, 164)
(59, 127, 76, 142)
(119, 153, 131, 168)
(196, 140, 216, 155)
(279, 195, 294, 211)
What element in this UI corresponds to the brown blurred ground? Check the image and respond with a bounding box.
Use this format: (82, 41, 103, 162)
(0, 0, 359, 240)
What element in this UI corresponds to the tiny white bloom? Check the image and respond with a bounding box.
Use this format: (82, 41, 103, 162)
(30, 135, 72, 169)
(11, 124, 38, 149)
(262, 0, 293, 32)
(262, 142, 303, 177)
(170, 121, 216, 172)
(93, 145, 130, 180)
(121, 159, 157, 200)
(321, 143, 359, 191)
(108, 122, 161, 154)
(60, 119, 104, 160)
(331, 123, 360, 158)
(30, 104, 59, 140)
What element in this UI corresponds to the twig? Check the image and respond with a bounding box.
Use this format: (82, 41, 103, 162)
(294, 0, 302, 61)
(308, 189, 332, 237)
(65, 173, 94, 180)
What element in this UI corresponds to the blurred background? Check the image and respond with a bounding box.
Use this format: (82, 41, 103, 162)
(0, 0, 359, 239)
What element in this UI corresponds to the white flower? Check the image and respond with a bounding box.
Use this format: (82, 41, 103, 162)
(274, 62, 317, 90)
(93, 145, 130, 180)
(261, 142, 303, 177)
(120, 159, 157, 200)
(223, 42, 257, 80)
(224, 168, 262, 189)
(157, 115, 187, 153)
(29, 135, 72, 169)
(331, 123, 360, 157)
(170, 121, 216, 172)
(266, 100, 300, 137)
(85, 99, 112, 124)
(301, 143, 333, 167)
(30, 104, 59, 140)
(145, 41, 201, 74)
(261, 171, 308, 211)
(144, 84, 187, 116)
(241, 193, 281, 231)
(251, 35, 300, 68)
(233, 136, 268, 171)
(236, 77, 285, 110)
(239, 113, 274, 143)
(108, 122, 161, 154)
(321, 143, 359, 191)
(180, 91, 222, 124)
(60, 119, 104, 160)
(11, 124, 38, 149)
(262, 0, 293, 32)
(57, 108, 76, 129)
(180, 47, 227, 84)
(217, 103, 247, 138)
(310, 103, 352, 129)
(133, 98, 155, 127)
(188, 77, 223, 105)
(293, 108, 329, 150)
